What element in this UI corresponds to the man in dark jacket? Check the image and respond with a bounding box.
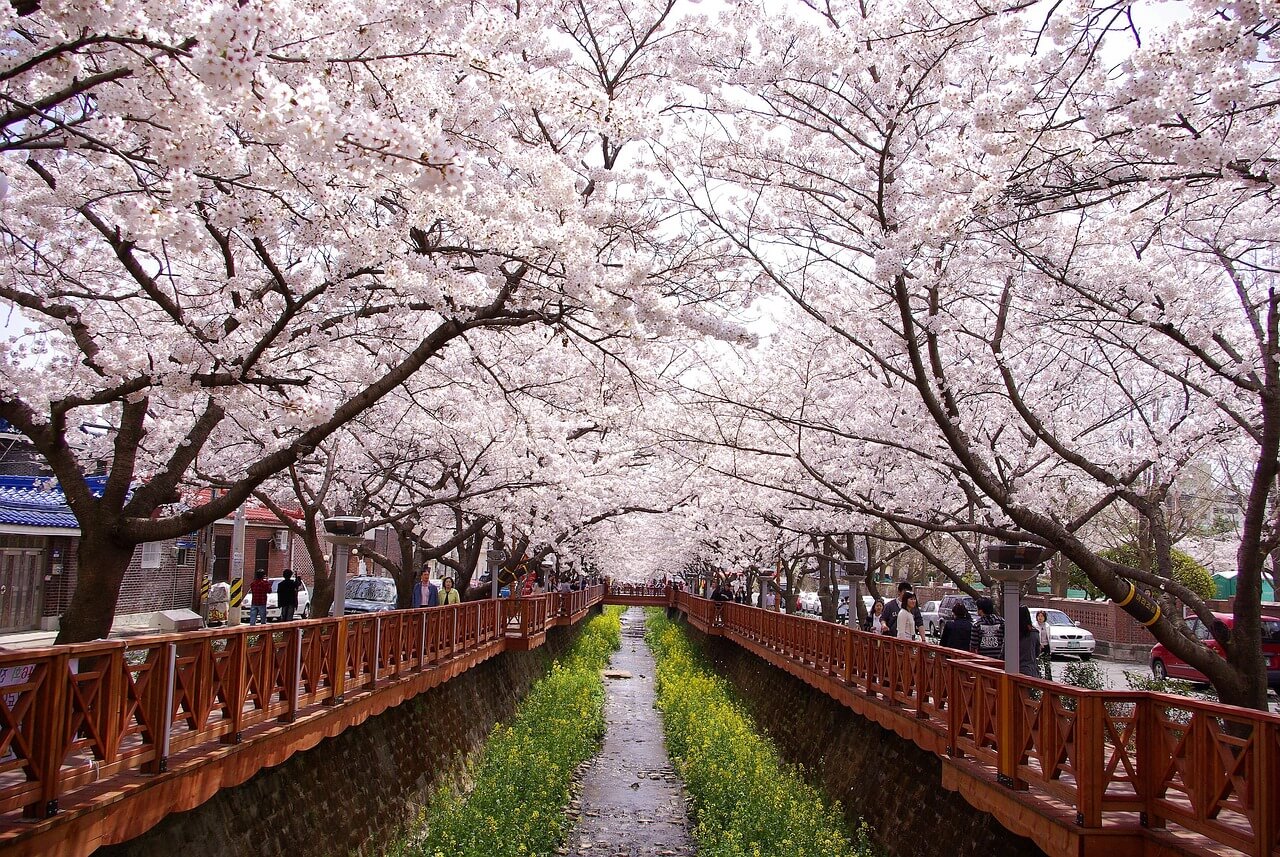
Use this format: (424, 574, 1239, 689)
(970, 597, 1005, 658)
(881, 580, 924, 636)
(939, 603, 973, 650)
(277, 568, 301, 621)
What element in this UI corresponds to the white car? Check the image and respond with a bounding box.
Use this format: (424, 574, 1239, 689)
(264, 577, 311, 621)
(1039, 608, 1095, 659)
(921, 600, 942, 636)
(797, 591, 822, 614)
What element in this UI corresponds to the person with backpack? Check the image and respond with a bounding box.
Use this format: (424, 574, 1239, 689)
(969, 596, 1005, 658)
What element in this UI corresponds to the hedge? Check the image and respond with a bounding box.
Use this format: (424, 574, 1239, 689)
(646, 610, 875, 857)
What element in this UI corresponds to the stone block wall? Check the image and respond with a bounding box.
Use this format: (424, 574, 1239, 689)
(689, 627, 1045, 857)
(95, 624, 584, 857)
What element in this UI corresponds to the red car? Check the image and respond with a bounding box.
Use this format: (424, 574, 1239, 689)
(1150, 613, 1280, 688)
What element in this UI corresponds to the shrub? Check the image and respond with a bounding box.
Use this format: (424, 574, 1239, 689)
(645, 610, 874, 857)
(1062, 659, 1105, 691)
(1064, 544, 1215, 601)
(412, 606, 622, 857)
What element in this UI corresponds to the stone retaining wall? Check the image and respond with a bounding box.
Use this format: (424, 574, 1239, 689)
(95, 624, 584, 857)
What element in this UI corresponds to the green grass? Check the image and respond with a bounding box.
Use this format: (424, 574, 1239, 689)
(646, 610, 875, 857)
(406, 606, 623, 857)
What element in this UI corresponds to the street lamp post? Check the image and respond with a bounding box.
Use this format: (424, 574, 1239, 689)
(324, 517, 366, 618)
(486, 547, 509, 599)
(985, 540, 1053, 675)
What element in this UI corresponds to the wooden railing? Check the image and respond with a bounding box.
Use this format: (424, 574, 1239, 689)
(552, 587, 593, 619)
(0, 587, 604, 825)
(605, 583, 670, 599)
(685, 594, 1280, 857)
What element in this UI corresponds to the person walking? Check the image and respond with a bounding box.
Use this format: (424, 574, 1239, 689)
(248, 569, 271, 626)
(276, 568, 301, 622)
(1035, 610, 1053, 680)
(411, 569, 439, 608)
(880, 581, 909, 630)
(864, 599, 888, 634)
(710, 579, 732, 625)
(969, 596, 1005, 659)
(939, 603, 973, 650)
(1018, 606, 1042, 679)
(896, 593, 920, 641)
(440, 576, 461, 605)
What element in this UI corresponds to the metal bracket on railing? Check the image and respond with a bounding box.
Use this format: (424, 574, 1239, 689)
(997, 773, 1016, 789)
(418, 612, 427, 670)
(1075, 812, 1085, 827)
(1139, 812, 1149, 828)
(157, 641, 177, 774)
(44, 800, 58, 818)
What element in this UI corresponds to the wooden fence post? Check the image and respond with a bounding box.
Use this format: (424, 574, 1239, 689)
(996, 673, 1025, 790)
(25, 652, 69, 818)
(331, 620, 348, 703)
(1255, 716, 1278, 857)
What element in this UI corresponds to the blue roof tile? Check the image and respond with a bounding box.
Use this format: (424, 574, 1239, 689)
(0, 475, 105, 530)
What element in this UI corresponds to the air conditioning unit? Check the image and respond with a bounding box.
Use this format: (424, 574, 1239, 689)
(274, 529, 289, 551)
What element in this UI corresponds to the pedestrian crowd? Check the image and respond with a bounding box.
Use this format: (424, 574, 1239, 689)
(860, 581, 1055, 679)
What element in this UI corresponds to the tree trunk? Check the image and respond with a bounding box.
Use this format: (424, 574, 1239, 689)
(393, 529, 416, 609)
(55, 531, 136, 643)
(305, 520, 334, 619)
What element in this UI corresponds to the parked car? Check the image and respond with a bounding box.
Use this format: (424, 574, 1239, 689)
(1151, 613, 1280, 687)
(921, 600, 942, 637)
(1037, 608, 1096, 659)
(936, 594, 979, 626)
(797, 591, 821, 614)
(334, 576, 399, 615)
(264, 577, 310, 621)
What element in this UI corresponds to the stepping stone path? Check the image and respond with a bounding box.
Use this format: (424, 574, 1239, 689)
(561, 608, 695, 857)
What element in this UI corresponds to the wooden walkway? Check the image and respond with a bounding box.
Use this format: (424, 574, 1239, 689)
(0, 586, 603, 857)
(4, 583, 1276, 857)
(668, 593, 1278, 857)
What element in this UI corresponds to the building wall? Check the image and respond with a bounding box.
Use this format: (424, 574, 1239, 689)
(95, 624, 584, 857)
(688, 625, 1044, 857)
(41, 535, 79, 618)
(115, 539, 198, 616)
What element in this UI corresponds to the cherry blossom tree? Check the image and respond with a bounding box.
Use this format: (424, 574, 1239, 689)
(671, 0, 1280, 707)
(0, 0, 738, 642)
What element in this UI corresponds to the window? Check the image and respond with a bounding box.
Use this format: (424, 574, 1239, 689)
(140, 542, 163, 569)
(254, 539, 270, 573)
(176, 548, 194, 566)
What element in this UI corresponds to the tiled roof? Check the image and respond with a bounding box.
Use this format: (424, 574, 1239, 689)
(0, 477, 301, 532)
(0, 475, 104, 530)
(186, 488, 302, 524)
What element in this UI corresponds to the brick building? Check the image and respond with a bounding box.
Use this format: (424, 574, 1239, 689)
(0, 450, 308, 631)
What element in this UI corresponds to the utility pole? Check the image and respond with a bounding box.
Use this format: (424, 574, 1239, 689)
(229, 502, 246, 625)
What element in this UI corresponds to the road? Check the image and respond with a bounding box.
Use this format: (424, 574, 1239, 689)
(1051, 653, 1280, 714)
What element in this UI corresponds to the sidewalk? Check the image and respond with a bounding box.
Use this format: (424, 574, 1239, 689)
(0, 612, 170, 650)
